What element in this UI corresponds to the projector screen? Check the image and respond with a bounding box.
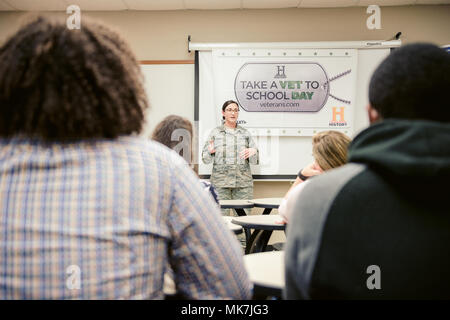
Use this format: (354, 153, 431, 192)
(195, 41, 399, 179)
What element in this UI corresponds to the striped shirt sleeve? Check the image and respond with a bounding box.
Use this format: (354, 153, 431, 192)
(166, 153, 252, 299)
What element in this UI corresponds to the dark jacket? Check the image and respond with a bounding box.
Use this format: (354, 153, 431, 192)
(285, 119, 450, 299)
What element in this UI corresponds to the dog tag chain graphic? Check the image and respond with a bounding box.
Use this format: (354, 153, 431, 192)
(325, 69, 352, 105)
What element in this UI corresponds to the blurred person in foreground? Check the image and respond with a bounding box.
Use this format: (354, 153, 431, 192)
(0, 16, 251, 300)
(284, 43, 450, 299)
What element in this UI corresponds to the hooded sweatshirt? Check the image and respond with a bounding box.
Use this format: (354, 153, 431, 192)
(284, 119, 450, 299)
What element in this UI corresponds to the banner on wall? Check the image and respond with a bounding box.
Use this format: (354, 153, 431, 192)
(211, 48, 357, 135)
(235, 62, 330, 112)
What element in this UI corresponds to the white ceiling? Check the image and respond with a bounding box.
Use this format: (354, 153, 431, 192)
(0, 0, 449, 11)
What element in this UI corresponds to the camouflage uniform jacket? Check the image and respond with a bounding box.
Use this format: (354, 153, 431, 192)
(202, 125, 259, 188)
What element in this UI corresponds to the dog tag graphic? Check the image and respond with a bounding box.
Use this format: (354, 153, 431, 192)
(234, 62, 329, 112)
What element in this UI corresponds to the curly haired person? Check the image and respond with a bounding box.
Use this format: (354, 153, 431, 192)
(0, 16, 251, 300)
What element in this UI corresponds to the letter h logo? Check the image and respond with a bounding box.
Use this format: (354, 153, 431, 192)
(332, 107, 345, 122)
(274, 65, 287, 79)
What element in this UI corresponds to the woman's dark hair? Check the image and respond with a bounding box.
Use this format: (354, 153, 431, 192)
(0, 16, 148, 141)
(369, 43, 450, 122)
(222, 100, 239, 120)
(151, 115, 193, 163)
(151, 115, 192, 149)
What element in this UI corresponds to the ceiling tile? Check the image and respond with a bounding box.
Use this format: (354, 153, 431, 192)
(0, 0, 16, 10)
(358, 0, 415, 6)
(0, 0, 448, 11)
(124, 0, 184, 10)
(243, 0, 299, 9)
(184, 0, 241, 10)
(4, 0, 67, 11)
(416, 0, 450, 4)
(299, 0, 358, 8)
(68, 0, 127, 11)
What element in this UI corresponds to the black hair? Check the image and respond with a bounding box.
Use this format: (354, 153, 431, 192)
(369, 43, 450, 122)
(0, 16, 148, 141)
(221, 100, 239, 120)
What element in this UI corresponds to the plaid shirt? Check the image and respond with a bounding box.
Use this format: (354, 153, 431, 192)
(0, 136, 252, 299)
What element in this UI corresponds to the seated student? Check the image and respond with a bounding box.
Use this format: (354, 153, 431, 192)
(151, 115, 222, 297)
(278, 130, 351, 223)
(284, 43, 450, 299)
(151, 115, 219, 204)
(0, 16, 251, 300)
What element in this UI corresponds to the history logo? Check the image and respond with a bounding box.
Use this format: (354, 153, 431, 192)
(329, 106, 348, 127)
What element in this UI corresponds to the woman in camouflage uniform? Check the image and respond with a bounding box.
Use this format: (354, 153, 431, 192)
(202, 100, 259, 216)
